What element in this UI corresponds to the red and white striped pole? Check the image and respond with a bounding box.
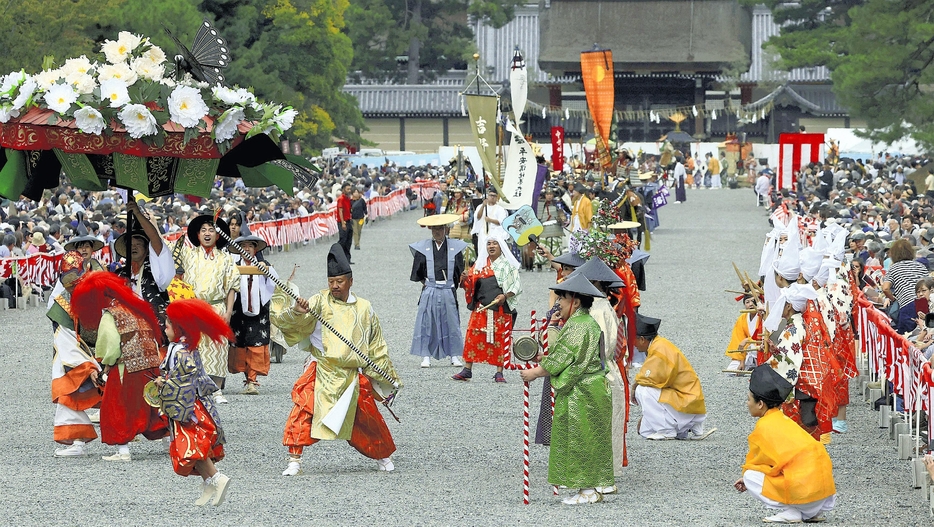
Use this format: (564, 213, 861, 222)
(522, 376, 531, 505)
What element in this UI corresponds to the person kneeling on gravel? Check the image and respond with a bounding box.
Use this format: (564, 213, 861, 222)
(632, 314, 715, 441)
(735, 365, 836, 523)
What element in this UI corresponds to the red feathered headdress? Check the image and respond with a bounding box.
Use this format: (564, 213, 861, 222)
(70, 271, 160, 333)
(165, 298, 234, 349)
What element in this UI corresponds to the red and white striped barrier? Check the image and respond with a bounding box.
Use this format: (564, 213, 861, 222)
(0, 183, 439, 287)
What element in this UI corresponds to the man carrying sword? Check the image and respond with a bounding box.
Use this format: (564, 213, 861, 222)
(272, 243, 401, 476)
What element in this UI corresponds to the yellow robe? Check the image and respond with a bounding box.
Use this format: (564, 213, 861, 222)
(725, 313, 759, 362)
(177, 244, 240, 379)
(271, 287, 400, 441)
(742, 408, 836, 504)
(635, 336, 705, 414)
(572, 195, 593, 231)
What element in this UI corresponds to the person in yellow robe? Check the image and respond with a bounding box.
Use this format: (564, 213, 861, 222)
(273, 244, 401, 476)
(736, 365, 836, 523)
(177, 214, 240, 403)
(725, 294, 763, 373)
(570, 183, 593, 232)
(632, 314, 714, 440)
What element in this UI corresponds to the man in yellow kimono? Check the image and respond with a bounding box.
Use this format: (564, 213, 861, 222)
(736, 365, 836, 523)
(633, 314, 714, 440)
(273, 244, 401, 476)
(177, 214, 240, 403)
(570, 183, 592, 232)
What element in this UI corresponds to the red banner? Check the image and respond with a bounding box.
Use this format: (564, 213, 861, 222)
(778, 133, 824, 190)
(551, 127, 565, 172)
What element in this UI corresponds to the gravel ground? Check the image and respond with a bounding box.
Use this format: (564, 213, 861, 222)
(0, 188, 928, 525)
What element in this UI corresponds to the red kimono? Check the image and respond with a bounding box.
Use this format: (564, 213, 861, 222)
(781, 300, 839, 439)
(462, 264, 515, 366)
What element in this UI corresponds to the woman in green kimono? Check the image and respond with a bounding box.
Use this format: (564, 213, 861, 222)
(520, 273, 614, 505)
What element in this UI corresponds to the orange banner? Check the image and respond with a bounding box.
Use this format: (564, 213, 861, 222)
(580, 49, 615, 168)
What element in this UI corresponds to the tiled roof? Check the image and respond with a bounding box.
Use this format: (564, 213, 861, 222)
(750, 84, 847, 116)
(342, 84, 469, 117)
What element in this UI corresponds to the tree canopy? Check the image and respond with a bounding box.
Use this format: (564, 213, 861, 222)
(0, 0, 521, 151)
(0, 0, 363, 152)
(345, 0, 524, 83)
(753, 0, 934, 150)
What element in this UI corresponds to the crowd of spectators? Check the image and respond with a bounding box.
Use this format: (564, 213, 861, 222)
(0, 157, 445, 306)
(761, 152, 934, 359)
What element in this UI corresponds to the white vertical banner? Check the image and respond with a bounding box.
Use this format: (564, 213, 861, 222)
(509, 49, 528, 125)
(501, 120, 535, 210)
(780, 144, 794, 190)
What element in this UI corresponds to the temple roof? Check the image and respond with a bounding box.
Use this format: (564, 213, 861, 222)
(750, 84, 847, 116)
(343, 84, 467, 117)
(538, 0, 752, 75)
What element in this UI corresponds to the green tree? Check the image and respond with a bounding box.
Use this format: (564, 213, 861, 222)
(754, 0, 934, 149)
(203, 0, 365, 151)
(0, 0, 121, 73)
(344, 0, 524, 84)
(744, 0, 864, 71)
(344, 0, 408, 82)
(832, 1, 934, 148)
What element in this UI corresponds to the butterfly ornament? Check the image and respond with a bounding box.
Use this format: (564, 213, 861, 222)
(165, 20, 230, 86)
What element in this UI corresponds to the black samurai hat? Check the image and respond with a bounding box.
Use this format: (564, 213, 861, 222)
(749, 365, 793, 404)
(327, 243, 352, 277)
(635, 313, 661, 338)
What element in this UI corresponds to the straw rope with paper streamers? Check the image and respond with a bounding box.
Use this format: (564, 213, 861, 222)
(211, 212, 401, 402)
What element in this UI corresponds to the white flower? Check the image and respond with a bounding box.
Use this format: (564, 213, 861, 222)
(11, 78, 36, 110)
(101, 40, 128, 65)
(33, 69, 61, 91)
(102, 31, 143, 64)
(0, 104, 20, 123)
(60, 56, 94, 79)
(144, 44, 166, 65)
(237, 88, 256, 104)
(159, 77, 177, 88)
(214, 107, 244, 142)
(131, 57, 164, 81)
(118, 104, 159, 138)
(211, 87, 255, 106)
(98, 63, 138, 86)
(0, 71, 25, 96)
(212, 86, 244, 105)
(274, 108, 298, 131)
(167, 85, 208, 128)
(70, 73, 97, 95)
(74, 106, 105, 135)
(43, 84, 78, 114)
(117, 31, 143, 53)
(99, 79, 130, 108)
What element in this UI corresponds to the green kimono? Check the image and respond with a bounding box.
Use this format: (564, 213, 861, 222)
(541, 309, 614, 488)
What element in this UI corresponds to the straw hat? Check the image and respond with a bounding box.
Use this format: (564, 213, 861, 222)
(417, 214, 460, 227)
(608, 221, 641, 230)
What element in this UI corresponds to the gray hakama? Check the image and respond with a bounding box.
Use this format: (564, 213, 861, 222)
(409, 238, 468, 359)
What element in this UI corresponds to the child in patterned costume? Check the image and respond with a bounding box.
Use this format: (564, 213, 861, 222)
(156, 298, 234, 506)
